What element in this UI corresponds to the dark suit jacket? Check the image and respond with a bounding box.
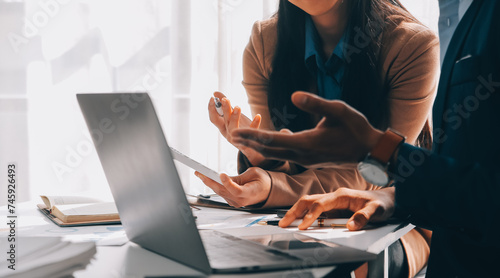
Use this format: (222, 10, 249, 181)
(391, 1, 500, 277)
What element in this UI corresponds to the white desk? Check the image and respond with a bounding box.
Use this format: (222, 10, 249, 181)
(73, 242, 342, 278)
(1, 201, 413, 278)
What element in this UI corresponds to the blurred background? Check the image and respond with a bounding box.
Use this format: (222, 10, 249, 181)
(0, 0, 439, 204)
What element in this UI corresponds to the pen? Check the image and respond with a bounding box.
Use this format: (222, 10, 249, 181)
(214, 97, 224, 117)
(258, 218, 349, 228)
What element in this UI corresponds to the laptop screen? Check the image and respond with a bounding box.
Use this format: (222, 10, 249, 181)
(77, 93, 211, 274)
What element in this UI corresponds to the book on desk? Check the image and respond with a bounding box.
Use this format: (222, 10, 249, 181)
(37, 195, 120, 227)
(37, 193, 278, 227)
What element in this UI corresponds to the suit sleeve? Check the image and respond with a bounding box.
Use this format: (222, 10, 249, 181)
(393, 144, 500, 243)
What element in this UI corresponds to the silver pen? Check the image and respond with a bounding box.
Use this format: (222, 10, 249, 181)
(258, 218, 349, 228)
(214, 97, 224, 117)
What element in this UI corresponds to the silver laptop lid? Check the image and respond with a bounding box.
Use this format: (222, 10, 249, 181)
(77, 93, 211, 274)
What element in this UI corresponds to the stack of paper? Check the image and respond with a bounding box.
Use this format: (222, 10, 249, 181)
(0, 237, 96, 278)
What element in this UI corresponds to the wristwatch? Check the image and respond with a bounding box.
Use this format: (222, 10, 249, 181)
(357, 129, 405, 187)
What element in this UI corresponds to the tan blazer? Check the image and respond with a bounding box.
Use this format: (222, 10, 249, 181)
(239, 15, 440, 277)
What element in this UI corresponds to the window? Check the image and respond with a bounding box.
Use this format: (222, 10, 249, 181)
(0, 0, 438, 204)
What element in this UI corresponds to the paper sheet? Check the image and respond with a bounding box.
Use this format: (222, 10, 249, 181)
(170, 147, 222, 184)
(0, 214, 128, 246)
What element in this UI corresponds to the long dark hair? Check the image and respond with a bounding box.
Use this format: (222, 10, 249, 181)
(268, 0, 430, 147)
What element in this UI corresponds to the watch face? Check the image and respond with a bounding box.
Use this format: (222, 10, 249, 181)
(358, 161, 389, 186)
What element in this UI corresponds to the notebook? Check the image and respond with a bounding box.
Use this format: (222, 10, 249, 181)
(37, 195, 120, 227)
(77, 92, 375, 275)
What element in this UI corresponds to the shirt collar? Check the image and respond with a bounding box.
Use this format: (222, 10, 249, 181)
(304, 16, 347, 74)
(439, 0, 473, 21)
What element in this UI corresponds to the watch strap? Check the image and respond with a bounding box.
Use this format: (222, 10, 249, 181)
(370, 129, 405, 164)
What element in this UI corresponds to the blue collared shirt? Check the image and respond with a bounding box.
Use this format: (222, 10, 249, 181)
(304, 16, 347, 100)
(438, 0, 473, 64)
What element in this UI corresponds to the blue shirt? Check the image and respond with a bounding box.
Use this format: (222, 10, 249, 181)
(304, 16, 347, 100)
(438, 0, 473, 64)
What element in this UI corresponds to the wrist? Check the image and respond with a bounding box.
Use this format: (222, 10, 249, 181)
(247, 170, 272, 209)
(358, 129, 405, 187)
(362, 129, 384, 161)
(368, 128, 405, 162)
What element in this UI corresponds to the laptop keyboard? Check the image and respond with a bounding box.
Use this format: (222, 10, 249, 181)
(199, 230, 300, 265)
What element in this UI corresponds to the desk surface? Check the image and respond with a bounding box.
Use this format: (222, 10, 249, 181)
(74, 243, 341, 278)
(1, 201, 413, 278)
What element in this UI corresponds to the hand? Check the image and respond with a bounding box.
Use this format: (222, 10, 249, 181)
(232, 91, 385, 168)
(279, 187, 396, 230)
(194, 167, 271, 208)
(208, 92, 266, 166)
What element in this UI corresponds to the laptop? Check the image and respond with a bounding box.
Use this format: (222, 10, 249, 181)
(76, 93, 375, 275)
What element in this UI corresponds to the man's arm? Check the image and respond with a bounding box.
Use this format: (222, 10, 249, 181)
(232, 92, 384, 167)
(392, 144, 500, 243)
(234, 92, 500, 242)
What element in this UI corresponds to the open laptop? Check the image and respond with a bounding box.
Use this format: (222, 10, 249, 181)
(76, 93, 375, 275)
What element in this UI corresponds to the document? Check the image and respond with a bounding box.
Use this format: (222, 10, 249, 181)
(0, 237, 96, 278)
(170, 147, 222, 184)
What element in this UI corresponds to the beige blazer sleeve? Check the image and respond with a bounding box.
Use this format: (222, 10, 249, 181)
(241, 18, 277, 131)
